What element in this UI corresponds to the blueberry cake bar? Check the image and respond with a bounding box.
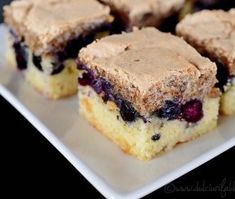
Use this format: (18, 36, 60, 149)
(98, 0, 185, 31)
(77, 28, 220, 160)
(4, 0, 113, 99)
(177, 9, 235, 115)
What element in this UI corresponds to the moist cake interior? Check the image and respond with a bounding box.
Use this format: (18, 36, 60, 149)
(79, 82, 219, 160)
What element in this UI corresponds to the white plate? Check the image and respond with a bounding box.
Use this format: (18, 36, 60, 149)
(0, 24, 235, 199)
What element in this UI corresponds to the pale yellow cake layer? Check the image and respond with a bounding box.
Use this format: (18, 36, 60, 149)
(25, 59, 78, 99)
(7, 40, 78, 99)
(220, 78, 235, 115)
(6, 38, 17, 69)
(79, 86, 220, 160)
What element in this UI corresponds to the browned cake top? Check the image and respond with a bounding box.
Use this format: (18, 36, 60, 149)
(4, 0, 112, 55)
(99, 0, 184, 28)
(177, 9, 235, 75)
(79, 28, 216, 115)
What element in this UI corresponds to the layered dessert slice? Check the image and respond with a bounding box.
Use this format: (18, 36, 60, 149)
(4, 0, 113, 99)
(177, 9, 235, 115)
(77, 28, 220, 160)
(98, 0, 185, 31)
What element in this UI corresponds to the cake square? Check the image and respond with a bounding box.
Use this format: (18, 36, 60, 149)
(99, 0, 185, 31)
(4, 0, 113, 99)
(177, 9, 235, 115)
(77, 28, 220, 160)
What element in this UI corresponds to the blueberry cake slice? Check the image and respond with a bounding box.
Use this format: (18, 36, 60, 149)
(77, 28, 220, 160)
(98, 0, 184, 31)
(177, 9, 235, 115)
(4, 0, 113, 99)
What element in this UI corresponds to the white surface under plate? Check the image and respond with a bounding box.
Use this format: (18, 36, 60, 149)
(0, 25, 235, 199)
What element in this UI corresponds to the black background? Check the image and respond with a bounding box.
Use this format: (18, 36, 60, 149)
(1, 1, 235, 198)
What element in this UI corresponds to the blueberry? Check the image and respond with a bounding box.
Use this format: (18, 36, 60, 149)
(32, 55, 43, 71)
(92, 79, 103, 94)
(32, 55, 64, 75)
(78, 72, 94, 86)
(64, 37, 82, 59)
(82, 33, 95, 44)
(102, 80, 112, 92)
(102, 90, 115, 103)
(156, 100, 181, 120)
(151, 134, 161, 141)
(101, 80, 114, 102)
(56, 34, 93, 62)
(57, 51, 66, 62)
(119, 100, 137, 122)
(77, 62, 87, 71)
(63, 32, 97, 60)
(181, 99, 203, 123)
(114, 97, 123, 108)
(102, 92, 113, 102)
(51, 62, 65, 75)
(215, 62, 230, 92)
(13, 42, 28, 70)
(140, 116, 148, 123)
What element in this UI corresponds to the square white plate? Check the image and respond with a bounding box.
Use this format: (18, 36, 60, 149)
(0, 24, 235, 199)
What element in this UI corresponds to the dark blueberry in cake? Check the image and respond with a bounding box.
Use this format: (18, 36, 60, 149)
(100, 23, 112, 32)
(57, 51, 66, 62)
(102, 80, 112, 92)
(78, 72, 94, 86)
(156, 100, 181, 120)
(76, 62, 92, 74)
(215, 62, 230, 92)
(62, 24, 111, 60)
(108, 9, 130, 33)
(151, 134, 161, 141)
(77, 62, 87, 70)
(101, 80, 114, 102)
(32, 55, 64, 75)
(50, 62, 65, 75)
(113, 97, 123, 108)
(140, 116, 148, 123)
(120, 100, 138, 122)
(181, 99, 203, 123)
(32, 55, 43, 71)
(64, 36, 84, 59)
(92, 79, 103, 94)
(195, 0, 220, 9)
(159, 13, 178, 33)
(59, 36, 89, 61)
(102, 92, 113, 102)
(83, 33, 95, 44)
(13, 42, 28, 70)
